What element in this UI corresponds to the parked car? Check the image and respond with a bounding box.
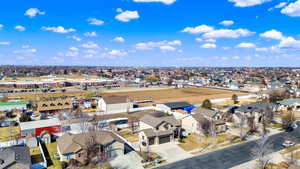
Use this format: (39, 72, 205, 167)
(282, 140, 295, 147)
(0, 120, 18, 127)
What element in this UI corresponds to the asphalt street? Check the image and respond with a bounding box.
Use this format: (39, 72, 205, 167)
(156, 122, 300, 169)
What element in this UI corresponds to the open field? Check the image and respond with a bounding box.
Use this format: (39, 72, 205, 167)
(103, 87, 247, 105)
(0, 126, 20, 142)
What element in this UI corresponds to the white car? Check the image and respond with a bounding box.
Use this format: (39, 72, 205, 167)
(282, 140, 295, 147)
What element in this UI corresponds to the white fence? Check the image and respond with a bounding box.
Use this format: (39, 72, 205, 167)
(0, 138, 24, 148)
(96, 106, 163, 115)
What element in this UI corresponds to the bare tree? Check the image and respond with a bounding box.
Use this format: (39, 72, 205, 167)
(238, 113, 247, 140)
(251, 135, 274, 169)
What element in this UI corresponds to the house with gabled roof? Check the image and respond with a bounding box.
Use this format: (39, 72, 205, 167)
(97, 96, 133, 113)
(138, 114, 181, 146)
(0, 145, 31, 169)
(182, 108, 227, 135)
(57, 130, 126, 162)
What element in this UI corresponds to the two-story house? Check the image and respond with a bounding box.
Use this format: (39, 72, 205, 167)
(138, 114, 181, 147)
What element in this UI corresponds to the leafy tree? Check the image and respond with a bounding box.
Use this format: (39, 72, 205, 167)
(19, 113, 31, 122)
(232, 94, 239, 104)
(202, 99, 212, 109)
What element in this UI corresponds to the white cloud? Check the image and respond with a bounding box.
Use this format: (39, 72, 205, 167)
(228, 0, 272, 7)
(14, 25, 26, 31)
(13, 48, 37, 55)
(84, 31, 97, 37)
(196, 38, 216, 43)
(87, 18, 104, 26)
(135, 40, 181, 51)
(133, 0, 176, 5)
(80, 41, 100, 49)
(236, 42, 256, 48)
(182, 25, 214, 34)
(203, 28, 254, 39)
(219, 20, 234, 26)
(0, 24, 3, 30)
(25, 8, 45, 18)
(70, 35, 81, 41)
(0, 42, 10, 45)
(115, 9, 140, 22)
(255, 47, 268, 52)
(279, 36, 300, 48)
(22, 45, 30, 49)
(260, 29, 284, 40)
(108, 50, 128, 56)
(69, 47, 79, 51)
(168, 40, 182, 46)
(232, 56, 240, 59)
(275, 2, 287, 8)
(160, 45, 176, 51)
(281, 0, 300, 17)
(113, 37, 125, 43)
(200, 43, 217, 48)
(42, 26, 76, 33)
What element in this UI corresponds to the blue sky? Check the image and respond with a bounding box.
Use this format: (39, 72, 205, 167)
(1, 0, 300, 67)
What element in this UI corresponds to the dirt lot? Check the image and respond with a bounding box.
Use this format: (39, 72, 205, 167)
(102, 87, 247, 105)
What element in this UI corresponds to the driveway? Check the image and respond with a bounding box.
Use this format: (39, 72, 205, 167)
(156, 122, 300, 169)
(110, 151, 144, 169)
(150, 142, 192, 163)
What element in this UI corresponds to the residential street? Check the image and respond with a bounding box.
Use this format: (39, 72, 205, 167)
(156, 122, 300, 169)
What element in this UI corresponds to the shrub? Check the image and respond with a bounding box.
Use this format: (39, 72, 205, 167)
(19, 113, 31, 122)
(61, 161, 68, 169)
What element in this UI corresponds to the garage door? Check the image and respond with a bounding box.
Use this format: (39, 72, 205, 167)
(149, 137, 155, 145)
(159, 135, 170, 144)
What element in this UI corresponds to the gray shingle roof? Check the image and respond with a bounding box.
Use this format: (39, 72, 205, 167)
(140, 114, 180, 128)
(0, 146, 31, 169)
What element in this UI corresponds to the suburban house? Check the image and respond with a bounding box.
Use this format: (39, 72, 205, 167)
(0, 145, 31, 169)
(156, 101, 192, 113)
(182, 108, 227, 135)
(139, 114, 181, 146)
(57, 130, 125, 162)
(277, 98, 300, 111)
(233, 101, 273, 133)
(97, 96, 133, 113)
(0, 101, 28, 112)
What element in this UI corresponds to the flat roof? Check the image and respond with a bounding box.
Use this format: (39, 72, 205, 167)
(20, 118, 61, 130)
(0, 101, 28, 107)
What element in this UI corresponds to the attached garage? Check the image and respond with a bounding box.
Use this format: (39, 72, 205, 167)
(159, 135, 170, 144)
(149, 137, 155, 145)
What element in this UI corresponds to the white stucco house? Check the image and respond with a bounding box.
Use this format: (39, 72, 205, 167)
(97, 96, 133, 114)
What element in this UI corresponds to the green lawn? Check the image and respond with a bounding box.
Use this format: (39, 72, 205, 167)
(46, 142, 62, 169)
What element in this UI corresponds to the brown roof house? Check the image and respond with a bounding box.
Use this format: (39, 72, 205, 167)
(97, 96, 133, 114)
(181, 108, 227, 136)
(138, 114, 181, 148)
(57, 130, 126, 162)
(0, 146, 31, 169)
